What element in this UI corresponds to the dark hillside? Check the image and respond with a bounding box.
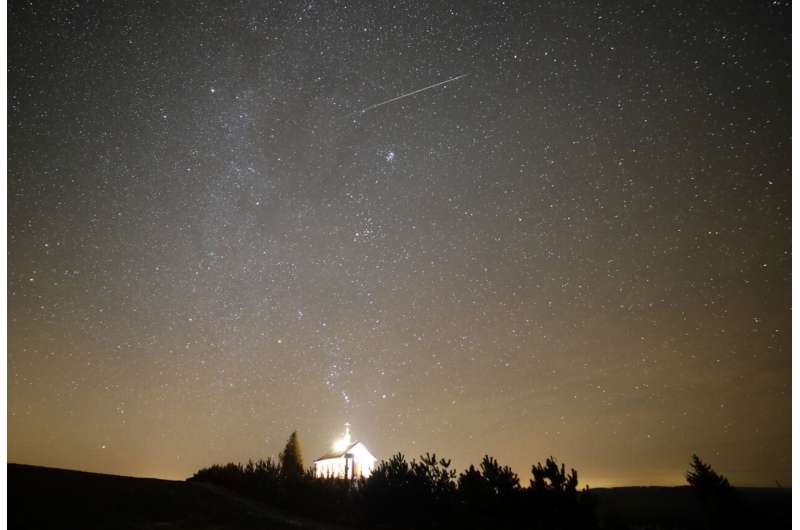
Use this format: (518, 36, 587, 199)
(8, 463, 790, 530)
(8, 463, 337, 530)
(591, 486, 790, 530)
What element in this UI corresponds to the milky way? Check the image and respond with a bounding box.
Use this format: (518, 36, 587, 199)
(8, 1, 791, 486)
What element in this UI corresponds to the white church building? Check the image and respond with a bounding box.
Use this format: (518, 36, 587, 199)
(313, 423, 377, 479)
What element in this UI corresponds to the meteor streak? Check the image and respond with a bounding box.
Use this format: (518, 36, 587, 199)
(353, 73, 468, 116)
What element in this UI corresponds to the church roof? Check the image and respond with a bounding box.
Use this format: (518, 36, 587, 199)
(313, 440, 362, 462)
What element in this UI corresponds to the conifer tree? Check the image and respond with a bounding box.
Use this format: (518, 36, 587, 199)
(280, 431, 304, 481)
(686, 454, 731, 495)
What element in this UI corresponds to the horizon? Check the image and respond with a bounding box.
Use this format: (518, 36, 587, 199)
(7, 455, 787, 490)
(8, 1, 791, 490)
(6, 424, 787, 489)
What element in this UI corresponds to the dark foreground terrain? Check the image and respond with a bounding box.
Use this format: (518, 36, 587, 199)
(9, 463, 339, 530)
(591, 485, 790, 529)
(9, 464, 791, 530)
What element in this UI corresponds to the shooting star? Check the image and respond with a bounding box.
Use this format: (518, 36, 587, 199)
(352, 73, 468, 116)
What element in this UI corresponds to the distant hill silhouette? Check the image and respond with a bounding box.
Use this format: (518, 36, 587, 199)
(592, 486, 789, 529)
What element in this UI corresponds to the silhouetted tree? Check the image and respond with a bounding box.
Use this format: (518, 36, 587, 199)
(481, 455, 520, 497)
(686, 454, 740, 530)
(531, 457, 578, 494)
(361, 452, 457, 528)
(686, 454, 730, 497)
(528, 457, 594, 530)
(279, 431, 304, 482)
(412, 453, 457, 501)
(454, 455, 523, 529)
(458, 464, 492, 508)
(361, 453, 413, 525)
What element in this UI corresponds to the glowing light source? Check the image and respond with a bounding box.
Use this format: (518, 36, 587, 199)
(332, 422, 352, 452)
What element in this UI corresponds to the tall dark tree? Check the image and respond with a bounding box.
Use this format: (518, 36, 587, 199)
(686, 454, 740, 529)
(686, 454, 730, 494)
(279, 431, 305, 481)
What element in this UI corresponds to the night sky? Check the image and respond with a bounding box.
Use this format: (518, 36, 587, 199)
(8, 1, 791, 486)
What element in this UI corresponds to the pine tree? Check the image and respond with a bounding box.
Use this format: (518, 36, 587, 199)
(686, 454, 730, 496)
(686, 454, 739, 529)
(480, 455, 519, 496)
(531, 457, 578, 494)
(280, 431, 304, 481)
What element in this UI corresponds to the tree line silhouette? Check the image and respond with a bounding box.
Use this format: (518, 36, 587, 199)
(189, 432, 746, 530)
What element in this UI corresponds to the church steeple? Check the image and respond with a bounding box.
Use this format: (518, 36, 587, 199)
(333, 422, 353, 452)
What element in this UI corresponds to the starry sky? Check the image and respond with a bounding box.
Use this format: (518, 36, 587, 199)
(8, 1, 791, 487)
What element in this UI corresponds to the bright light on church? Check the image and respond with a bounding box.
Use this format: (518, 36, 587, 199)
(313, 423, 377, 479)
(332, 423, 352, 452)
